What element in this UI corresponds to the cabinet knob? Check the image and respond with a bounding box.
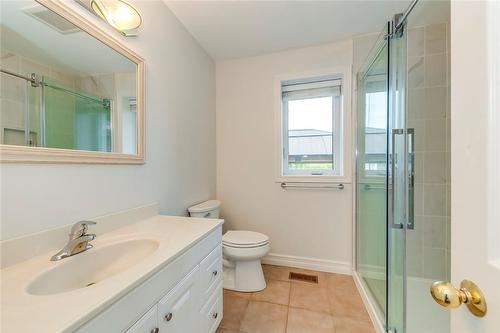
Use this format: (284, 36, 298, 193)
(212, 312, 218, 319)
(165, 312, 173, 322)
(151, 328, 159, 333)
(212, 270, 218, 276)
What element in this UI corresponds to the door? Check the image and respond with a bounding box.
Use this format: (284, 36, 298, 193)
(402, 2, 452, 331)
(356, 22, 390, 322)
(449, 0, 500, 331)
(356, 21, 407, 333)
(200, 282, 223, 333)
(387, 21, 407, 333)
(158, 267, 198, 333)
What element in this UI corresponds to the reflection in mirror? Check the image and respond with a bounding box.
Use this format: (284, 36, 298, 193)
(0, 0, 138, 155)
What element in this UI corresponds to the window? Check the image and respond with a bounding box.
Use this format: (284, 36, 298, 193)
(280, 76, 343, 177)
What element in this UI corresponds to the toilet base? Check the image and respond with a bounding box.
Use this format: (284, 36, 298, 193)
(223, 259, 266, 292)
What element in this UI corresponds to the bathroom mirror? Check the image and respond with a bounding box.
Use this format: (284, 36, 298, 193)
(0, 0, 144, 163)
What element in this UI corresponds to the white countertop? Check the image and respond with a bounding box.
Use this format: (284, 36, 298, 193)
(1, 215, 223, 333)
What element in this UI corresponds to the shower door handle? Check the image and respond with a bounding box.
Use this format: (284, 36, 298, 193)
(407, 128, 415, 230)
(390, 128, 415, 230)
(390, 129, 404, 229)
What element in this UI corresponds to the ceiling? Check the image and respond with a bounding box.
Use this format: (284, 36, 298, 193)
(164, 1, 411, 61)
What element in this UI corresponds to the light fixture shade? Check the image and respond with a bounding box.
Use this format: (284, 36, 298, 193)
(91, 0, 142, 32)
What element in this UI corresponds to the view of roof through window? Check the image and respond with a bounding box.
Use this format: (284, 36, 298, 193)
(287, 96, 333, 170)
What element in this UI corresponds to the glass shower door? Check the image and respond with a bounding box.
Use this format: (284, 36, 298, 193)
(404, 1, 451, 332)
(357, 3, 451, 332)
(357, 21, 407, 333)
(356, 22, 390, 320)
(387, 22, 407, 333)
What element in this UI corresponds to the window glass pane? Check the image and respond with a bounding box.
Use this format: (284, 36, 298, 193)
(287, 96, 333, 171)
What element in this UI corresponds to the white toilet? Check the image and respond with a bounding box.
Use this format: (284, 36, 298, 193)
(188, 200, 270, 292)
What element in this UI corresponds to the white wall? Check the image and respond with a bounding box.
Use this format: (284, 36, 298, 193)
(0, 0, 216, 240)
(216, 41, 353, 270)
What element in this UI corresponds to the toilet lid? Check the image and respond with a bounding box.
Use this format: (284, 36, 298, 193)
(223, 231, 269, 247)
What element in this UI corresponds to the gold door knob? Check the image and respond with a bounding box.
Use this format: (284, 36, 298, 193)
(430, 280, 487, 317)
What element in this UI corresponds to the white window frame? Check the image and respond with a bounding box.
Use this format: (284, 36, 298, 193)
(282, 79, 342, 176)
(274, 67, 352, 184)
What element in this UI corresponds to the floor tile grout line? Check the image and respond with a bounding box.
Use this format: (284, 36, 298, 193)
(247, 299, 289, 306)
(237, 296, 251, 332)
(285, 280, 292, 333)
(285, 304, 292, 333)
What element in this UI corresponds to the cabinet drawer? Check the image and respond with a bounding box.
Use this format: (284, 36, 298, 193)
(200, 282, 223, 333)
(199, 245, 222, 301)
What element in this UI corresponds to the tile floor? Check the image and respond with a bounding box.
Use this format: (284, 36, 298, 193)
(216, 264, 376, 333)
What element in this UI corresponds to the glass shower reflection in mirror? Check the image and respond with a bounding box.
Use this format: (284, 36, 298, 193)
(0, 0, 137, 154)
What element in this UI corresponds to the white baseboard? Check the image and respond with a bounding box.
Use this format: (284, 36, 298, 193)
(262, 253, 352, 275)
(352, 271, 385, 333)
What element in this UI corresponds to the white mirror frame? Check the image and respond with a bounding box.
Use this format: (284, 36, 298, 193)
(0, 0, 145, 164)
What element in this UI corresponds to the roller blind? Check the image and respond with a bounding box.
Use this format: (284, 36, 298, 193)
(282, 78, 342, 100)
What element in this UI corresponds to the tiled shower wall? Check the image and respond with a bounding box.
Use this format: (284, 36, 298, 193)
(406, 22, 451, 280)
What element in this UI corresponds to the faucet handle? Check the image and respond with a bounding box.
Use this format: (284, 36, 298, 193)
(70, 220, 97, 237)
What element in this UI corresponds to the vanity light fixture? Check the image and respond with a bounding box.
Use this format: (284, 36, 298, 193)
(90, 0, 142, 36)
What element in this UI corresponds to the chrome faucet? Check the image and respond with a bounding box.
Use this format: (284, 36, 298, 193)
(51, 221, 97, 261)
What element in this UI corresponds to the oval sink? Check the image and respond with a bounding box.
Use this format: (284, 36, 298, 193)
(27, 239, 159, 295)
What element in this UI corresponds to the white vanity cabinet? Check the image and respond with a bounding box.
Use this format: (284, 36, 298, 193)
(125, 306, 158, 333)
(77, 227, 223, 333)
(158, 266, 199, 332)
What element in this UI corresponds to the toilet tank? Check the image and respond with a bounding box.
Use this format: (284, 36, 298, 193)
(188, 200, 221, 218)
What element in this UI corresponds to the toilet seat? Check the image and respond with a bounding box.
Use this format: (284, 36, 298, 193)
(223, 230, 269, 248)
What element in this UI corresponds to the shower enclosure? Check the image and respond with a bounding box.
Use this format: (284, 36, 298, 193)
(355, 1, 450, 332)
(0, 69, 112, 152)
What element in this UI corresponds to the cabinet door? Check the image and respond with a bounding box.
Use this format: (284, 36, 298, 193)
(158, 267, 199, 333)
(125, 305, 158, 333)
(200, 282, 223, 333)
